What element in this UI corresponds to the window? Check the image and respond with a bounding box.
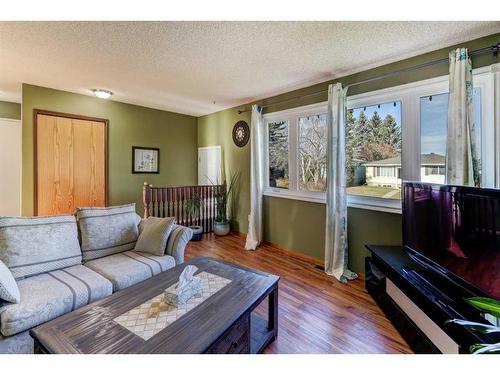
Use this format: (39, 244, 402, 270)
(346, 101, 402, 200)
(268, 120, 289, 189)
(420, 92, 447, 183)
(298, 114, 327, 192)
(378, 167, 397, 177)
(264, 104, 327, 202)
(420, 88, 482, 184)
(424, 166, 445, 176)
(262, 66, 495, 212)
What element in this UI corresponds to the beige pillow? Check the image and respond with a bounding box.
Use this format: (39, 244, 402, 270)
(134, 217, 176, 256)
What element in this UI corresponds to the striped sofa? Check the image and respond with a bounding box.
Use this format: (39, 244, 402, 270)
(0, 204, 193, 354)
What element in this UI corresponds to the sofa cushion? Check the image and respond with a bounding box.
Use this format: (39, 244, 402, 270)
(0, 265, 112, 337)
(0, 260, 20, 303)
(134, 216, 175, 256)
(77, 204, 140, 261)
(84, 251, 175, 291)
(0, 215, 82, 280)
(0, 331, 33, 354)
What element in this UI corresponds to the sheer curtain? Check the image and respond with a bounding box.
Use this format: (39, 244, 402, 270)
(245, 105, 264, 250)
(324, 83, 357, 283)
(446, 47, 480, 187)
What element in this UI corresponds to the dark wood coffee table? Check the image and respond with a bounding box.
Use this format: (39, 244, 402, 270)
(30, 257, 279, 354)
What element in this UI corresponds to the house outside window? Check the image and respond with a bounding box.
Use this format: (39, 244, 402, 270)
(364, 156, 401, 192)
(363, 153, 446, 193)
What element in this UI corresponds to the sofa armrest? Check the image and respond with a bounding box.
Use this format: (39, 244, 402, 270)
(165, 224, 193, 264)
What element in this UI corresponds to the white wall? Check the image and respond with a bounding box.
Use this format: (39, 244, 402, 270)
(0, 118, 22, 216)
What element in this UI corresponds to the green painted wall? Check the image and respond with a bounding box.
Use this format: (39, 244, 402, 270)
(0, 100, 21, 120)
(346, 208, 402, 271)
(262, 197, 402, 271)
(197, 33, 500, 272)
(22, 84, 198, 216)
(197, 107, 252, 232)
(263, 196, 326, 259)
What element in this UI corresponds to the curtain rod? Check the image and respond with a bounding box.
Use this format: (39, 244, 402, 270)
(237, 43, 499, 115)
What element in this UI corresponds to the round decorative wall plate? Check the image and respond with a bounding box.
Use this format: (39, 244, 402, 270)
(232, 120, 250, 147)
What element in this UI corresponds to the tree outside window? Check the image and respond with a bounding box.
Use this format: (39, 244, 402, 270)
(268, 120, 289, 189)
(346, 101, 402, 199)
(298, 114, 327, 192)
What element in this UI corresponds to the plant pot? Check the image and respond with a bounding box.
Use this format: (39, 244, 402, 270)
(214, 221, 230, 236)
(190, 226, 203, 241)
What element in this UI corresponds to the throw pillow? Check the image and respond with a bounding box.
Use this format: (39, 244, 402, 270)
(134, 217, 176, 256)
(76, 204, 140, 261)
(0, 260, 20, 303)
(0, 215, 82, 279)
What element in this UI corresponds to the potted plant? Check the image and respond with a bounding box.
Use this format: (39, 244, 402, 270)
(184, 194, 204, 241)
(445, 297, 500, 353)
(212, 173, 239, 236)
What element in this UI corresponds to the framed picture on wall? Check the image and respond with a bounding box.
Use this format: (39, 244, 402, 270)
(132, 146, 160, 174)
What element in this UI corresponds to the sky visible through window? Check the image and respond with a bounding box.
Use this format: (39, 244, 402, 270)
(420, 93, 448, 155)
(420, 88, 481, 156)
(349, 90, 481, 158)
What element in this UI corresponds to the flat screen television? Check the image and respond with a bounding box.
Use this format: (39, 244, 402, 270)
(403, 182, 500, 300)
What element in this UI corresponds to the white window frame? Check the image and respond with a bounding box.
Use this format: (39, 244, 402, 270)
(346, 87, 407, 213)
(264, 102, 328, 204)
(262, 65, 497, 213)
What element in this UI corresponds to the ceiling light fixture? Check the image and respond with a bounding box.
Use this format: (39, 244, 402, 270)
(92, 89, 113, 99)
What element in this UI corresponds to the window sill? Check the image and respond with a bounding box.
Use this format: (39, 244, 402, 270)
(347, 195, 402, 214)
(263, 189, 326, 204)
(262, 189, 402, 214)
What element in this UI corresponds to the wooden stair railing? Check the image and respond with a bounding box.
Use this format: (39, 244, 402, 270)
(142, 182, 225, 233)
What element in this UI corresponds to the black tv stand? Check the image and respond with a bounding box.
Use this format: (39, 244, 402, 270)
(365, 245, 500, 354)
(401, 268, 454, 305)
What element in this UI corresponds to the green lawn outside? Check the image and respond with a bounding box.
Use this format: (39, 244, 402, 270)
(275, 177, 289, 188)
(270, 179, 401, 200)
(347, 185, 401, 200)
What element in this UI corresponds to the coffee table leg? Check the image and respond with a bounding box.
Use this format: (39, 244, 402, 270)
(268, 285, 278, 340)
(34, 339, 47, 354)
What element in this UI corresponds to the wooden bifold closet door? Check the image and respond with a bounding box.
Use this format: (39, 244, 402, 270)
(35, 111, 108, 215)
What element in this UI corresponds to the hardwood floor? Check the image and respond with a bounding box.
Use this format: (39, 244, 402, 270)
(185, 234, 413, 354)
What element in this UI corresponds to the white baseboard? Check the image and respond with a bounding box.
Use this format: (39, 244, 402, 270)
(386, 278, 459, 354)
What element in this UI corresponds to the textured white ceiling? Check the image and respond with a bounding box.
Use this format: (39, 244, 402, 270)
(1, 21, 499, 116)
